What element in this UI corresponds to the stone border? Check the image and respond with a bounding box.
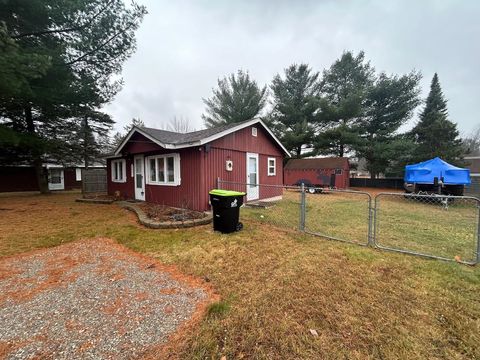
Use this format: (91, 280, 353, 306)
(75, 198, 114, 204)
(119, 201, 212, 229)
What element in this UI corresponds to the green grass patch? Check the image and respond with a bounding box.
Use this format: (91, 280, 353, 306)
(1, 192, 480, 359)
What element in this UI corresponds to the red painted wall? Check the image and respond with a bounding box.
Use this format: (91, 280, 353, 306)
(0, 166, 92, 192)
(63, 168, 82, 190)
(284, 168, 350, 189)
(107, 157, 135, 199)
(0, 166, 40, 192)
(107, 125, 287, 211)
(202, 125, 284, 203)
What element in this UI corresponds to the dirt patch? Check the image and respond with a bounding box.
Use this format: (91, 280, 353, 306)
(0, 238, 217, 359)
(138, 203, 206, 222)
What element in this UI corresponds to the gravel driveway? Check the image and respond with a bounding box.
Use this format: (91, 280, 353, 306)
(0, 238, 212, 359)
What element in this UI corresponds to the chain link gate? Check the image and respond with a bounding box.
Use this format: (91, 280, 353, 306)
(373, 192, 480, 265)
(303, 188, 373, 246)
(217, 179, 480, 265)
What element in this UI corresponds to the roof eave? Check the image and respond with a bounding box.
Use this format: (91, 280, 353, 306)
(114, 126, 171, 155)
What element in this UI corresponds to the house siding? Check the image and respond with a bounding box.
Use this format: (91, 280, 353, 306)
(0, 166, 90, 192)
(107, 124, 286, 211)
(203, 125, 284, 201)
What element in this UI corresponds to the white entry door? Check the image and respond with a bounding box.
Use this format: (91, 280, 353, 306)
(48, 168, 64, 190)
(246, 153, 259, 201)
(134, 155, 145, 201)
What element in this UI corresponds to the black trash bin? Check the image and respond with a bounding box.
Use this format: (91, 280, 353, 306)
(209, 189, 246, 233)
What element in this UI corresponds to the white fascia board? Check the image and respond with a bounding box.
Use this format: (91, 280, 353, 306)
(114, 126, 170, 155)
(171, 118, 291, 156)
(115, 119, 291, 157)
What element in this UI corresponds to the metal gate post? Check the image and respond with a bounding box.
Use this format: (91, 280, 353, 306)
(367, 195, 375, 247)
(299, 183, 306, 231)
(476, 202, 480, 264)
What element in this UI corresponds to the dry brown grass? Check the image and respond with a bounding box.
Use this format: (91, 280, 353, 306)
(1, 192, 480, 359)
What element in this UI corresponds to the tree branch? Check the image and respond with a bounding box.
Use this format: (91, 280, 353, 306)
(64, 16, 140, 66)
(11, 0, 115, 39)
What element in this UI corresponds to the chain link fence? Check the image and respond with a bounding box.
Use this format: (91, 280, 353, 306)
(217, 179, 480, 265)
(374, 193, 480, 264)
(304, 188, 372, 246)
(217, 180, 302, 232)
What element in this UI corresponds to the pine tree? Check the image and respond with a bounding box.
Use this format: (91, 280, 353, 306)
(315, 51, 375, 157)
(411, 73, 464, 164)
(202, 70, 267, 128)
(268, 64, 320, 157)
(357, 71, 421, 178)
(0, 0, 146, 192)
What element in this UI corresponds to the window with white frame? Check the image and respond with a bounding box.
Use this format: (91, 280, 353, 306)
(146, 153, 181, 186)
(267, 157, 276, 176)
(75, 168, 82, 181)
(111, 159, 126, 182)
(252, 127, 257, 137)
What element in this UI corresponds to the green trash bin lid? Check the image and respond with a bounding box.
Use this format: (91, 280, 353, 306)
(209, 189, 246, 196)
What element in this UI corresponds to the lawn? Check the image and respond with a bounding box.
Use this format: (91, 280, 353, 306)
(243, 189, 479, 263)
(1, 192, 480, 359)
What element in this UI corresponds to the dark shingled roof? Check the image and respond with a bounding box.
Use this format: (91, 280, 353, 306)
(285, 157, 349, 170)
(140, 121, 248, 145)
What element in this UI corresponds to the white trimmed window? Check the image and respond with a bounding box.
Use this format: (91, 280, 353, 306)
(146, 153, 181, 186)
(267, 157, 276, 176)
(252, 127, 257, 137)
(75, 168, 82, 181)
(111, 159, 126, 183)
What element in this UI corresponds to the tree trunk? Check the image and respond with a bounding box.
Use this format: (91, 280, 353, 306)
(25, 106, 49, 194)
(83, 116, 89, 169)
(339, 143, 344, 157)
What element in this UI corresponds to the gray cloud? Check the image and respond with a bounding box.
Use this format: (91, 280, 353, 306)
(104, 0, 480, 135)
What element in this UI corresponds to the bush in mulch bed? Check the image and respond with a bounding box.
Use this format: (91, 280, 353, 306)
(138, 203, 206, 222)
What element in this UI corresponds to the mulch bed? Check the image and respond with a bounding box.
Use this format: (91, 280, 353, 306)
(0, 238, 216, 359)
(138, 203, 207, 222)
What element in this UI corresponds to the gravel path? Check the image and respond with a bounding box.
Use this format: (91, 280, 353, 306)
(0, 238, 211, 359)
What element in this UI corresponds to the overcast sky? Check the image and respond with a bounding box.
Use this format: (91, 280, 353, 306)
(104, 0, 480, 136)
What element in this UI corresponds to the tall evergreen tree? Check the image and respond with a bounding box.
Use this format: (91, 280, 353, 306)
(0, 0, 146, 192)
(315, 51, 375, 157)
(268, 64, 321, 157)
(202, 70, 267, 128)
(410, 73, 464, 164)
(357, 71, 421, 178)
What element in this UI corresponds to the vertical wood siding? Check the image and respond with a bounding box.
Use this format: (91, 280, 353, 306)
(107, 124, 287, 211)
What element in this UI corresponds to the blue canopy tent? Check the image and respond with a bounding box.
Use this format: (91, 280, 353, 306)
(404, 157, 470, 185)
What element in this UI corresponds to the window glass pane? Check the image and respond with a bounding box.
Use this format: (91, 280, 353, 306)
(149, 159, 156, 181)
(119, 162, 123, 180)
(114, 162, 118, 180)
(269, 159, 275, 167)
(167, 157, 175, 182)
(157, 158, 165, 182)
(249, 157, 256, 172)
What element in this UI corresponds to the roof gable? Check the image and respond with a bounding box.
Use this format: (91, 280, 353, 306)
(114, 118, 290, 156)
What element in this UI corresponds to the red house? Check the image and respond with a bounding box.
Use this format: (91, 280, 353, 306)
(107, 119, 290, 211)
(283, 157, 350, 189)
